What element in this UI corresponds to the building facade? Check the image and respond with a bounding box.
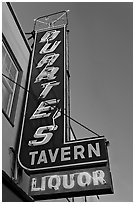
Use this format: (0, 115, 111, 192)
(2, 2, 33, 201)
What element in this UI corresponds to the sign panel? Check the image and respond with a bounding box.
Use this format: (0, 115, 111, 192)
(18, 25, 66, 172)
(18, 25, 109, 173)
(29, 166, 113, 200)
(18, 22, 113, 200)
(19, 134, 108, 172)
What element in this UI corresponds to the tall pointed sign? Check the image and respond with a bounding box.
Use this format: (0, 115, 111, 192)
(18, 13, 113, 200)
(18, 25, 67, 172)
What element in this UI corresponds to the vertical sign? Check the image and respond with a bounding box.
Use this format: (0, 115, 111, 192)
(18, 25, 66, 172)
(18, 25, 108, 174)
(18, 22, 113, 199)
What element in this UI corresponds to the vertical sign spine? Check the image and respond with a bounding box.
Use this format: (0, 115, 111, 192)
(18, 25, 66, 171)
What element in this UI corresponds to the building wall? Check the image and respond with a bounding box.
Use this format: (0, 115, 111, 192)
(2, 2, 31, 194)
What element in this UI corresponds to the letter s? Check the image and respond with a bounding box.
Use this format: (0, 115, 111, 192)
(28, 125, 57, 146)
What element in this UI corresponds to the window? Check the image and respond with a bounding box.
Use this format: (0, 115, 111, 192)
(2, 37, 22, 126)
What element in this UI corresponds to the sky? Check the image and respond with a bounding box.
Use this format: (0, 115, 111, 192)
(11, 1, 133, 202)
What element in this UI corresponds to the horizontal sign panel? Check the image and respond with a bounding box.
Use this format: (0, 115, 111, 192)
(19, 136, 108, 173)
(29, 166, 113, 200)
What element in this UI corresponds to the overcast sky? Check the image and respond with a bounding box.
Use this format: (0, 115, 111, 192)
(11, 1, 133, 202)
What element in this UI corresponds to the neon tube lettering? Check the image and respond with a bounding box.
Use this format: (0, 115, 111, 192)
(92, 170, 106, 185)
(37, 150, 48, 164)
(29, 151, 38, 165)
(61, 147, 71, 161)
(74, 145, 85, 160)
(77, 172, 91, 187)
(48, 175, 61, 190)
(40, 41, 61, 54)
(28, 125, 57, 146)
(40, 30, 60, 43)
(30, 169, 107, 192)
(31, 178, 41, 191)
(30, 99, 60, 120)
(36, 53, 59, 68)
(48, 148, 59, 163)
(28, 109, 61, 146)
(63, 174, 75, 189)
(88, 143, 100, 158)
(34, 67, 59, 83)
(39, 81, 60, 99)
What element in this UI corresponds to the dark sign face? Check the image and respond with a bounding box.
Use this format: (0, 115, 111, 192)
(18, 25, 108, 173)
(29, 166, 113, 200)
(18, 26, 66, 172)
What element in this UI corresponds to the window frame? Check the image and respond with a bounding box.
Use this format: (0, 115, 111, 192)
(2, 34, 23, 126)
(2, 43, 19, 116)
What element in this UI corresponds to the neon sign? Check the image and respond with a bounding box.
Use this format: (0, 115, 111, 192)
(28, 139, 106, 166)
(18, 26, 66, 172)
(29, 166, 113, 200)
(18, 26, 109, 174)
(18, 23, 113, 200)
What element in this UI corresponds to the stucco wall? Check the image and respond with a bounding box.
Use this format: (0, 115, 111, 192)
(2, 2, 30, 193)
